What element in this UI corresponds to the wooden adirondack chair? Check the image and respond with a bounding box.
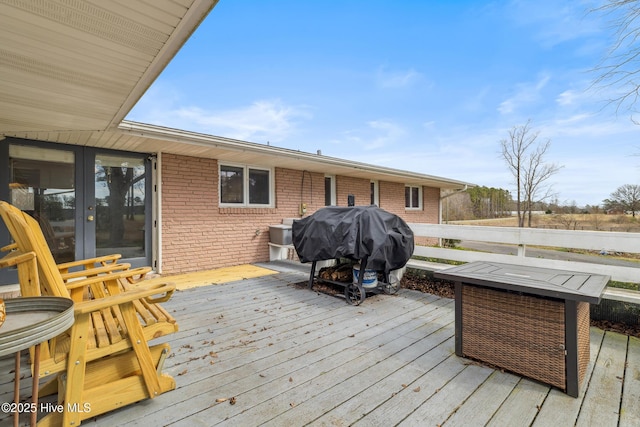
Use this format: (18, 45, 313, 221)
(0, 201, 176, 326)
(0, 203, 179, 426)
(0, 201, 146, 282)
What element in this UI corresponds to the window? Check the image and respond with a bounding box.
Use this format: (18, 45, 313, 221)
(370, 180, 379, 206)
(405, 185, 422, 209)
(249, 168, 270, 204)
(324, 175, 336, 206)
(220, 164, 273, 207)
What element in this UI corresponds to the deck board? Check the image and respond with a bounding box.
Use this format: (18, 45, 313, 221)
(306, 331, 454, 426)
(1, 261, 638, 426)
(398, 362, 494, 426)
(620, 336, 640, 426)
(485, 379, 550, 426)
(531, 327, 605, 426)
(577, 330, 628, 427)
(443, 370, 521, 427)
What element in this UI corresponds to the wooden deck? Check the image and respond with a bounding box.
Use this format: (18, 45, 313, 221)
(1, 261, 639, 426)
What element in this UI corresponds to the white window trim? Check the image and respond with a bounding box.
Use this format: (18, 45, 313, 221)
(325, 174, 336, 206)
(219, 162, 275, 208)
(405, 185, 422, 210)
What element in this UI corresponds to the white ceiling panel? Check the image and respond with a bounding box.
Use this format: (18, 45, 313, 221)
(0, 0, 217, 133)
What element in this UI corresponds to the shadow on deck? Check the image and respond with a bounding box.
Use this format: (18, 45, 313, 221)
(1, 260, 638, 426)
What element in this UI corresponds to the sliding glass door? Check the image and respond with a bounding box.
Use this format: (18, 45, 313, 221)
(92, 153, 148, 260)
(8, 144, 77, 263)
(1, 139, 152, 284)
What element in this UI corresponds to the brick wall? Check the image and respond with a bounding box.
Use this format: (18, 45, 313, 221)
(160, 154, 441, 274)
(378, 182, 439, 246)
(336, 176, 371, 207)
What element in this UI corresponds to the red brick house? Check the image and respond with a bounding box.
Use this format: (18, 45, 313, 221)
(0, 1, 471, 285)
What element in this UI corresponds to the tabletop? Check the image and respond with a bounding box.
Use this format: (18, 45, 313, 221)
(0, 297, 74, 357)
(434, 261, 610, 304)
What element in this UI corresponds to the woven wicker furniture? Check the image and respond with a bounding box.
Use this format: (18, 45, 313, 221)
(435, 261, 609, 397)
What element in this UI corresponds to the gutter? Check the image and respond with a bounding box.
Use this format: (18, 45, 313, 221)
(440, 185, 470, 200)
(118, 120, 474, 189)
(439, 185, 470, 225)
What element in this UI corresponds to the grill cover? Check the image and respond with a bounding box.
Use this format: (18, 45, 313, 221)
(292, 206, 414, 273)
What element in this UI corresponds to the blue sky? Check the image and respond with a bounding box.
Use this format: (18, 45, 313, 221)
(128, 0, 640, 207)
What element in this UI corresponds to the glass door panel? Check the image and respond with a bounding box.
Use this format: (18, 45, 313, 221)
(9, 145, 76, 263)
(94, 154, 146, 259)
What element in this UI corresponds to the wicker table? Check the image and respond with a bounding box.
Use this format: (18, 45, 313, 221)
(434, 261, 609, 397)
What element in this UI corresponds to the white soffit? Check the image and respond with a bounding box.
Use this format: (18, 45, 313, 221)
(0, 0, 218, 133)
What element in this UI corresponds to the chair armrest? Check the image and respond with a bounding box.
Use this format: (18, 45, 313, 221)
(64, 267, 159, 291)
(57, 254, 123, 272)
(0, 249, 36, 268)
(1, 243, 18, 253)
(74, 282, 176, 314)
(137, 278, 175, 303)
(60, 263, 134, 280)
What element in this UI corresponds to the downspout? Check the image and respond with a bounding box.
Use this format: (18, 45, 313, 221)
(439, 185, 469, 223)
(154, 153, 162, 273)
(438, 185, 469, 247)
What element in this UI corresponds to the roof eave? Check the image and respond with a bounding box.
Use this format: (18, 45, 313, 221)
(107, 0, 219, 130)
(118, 120, 475, 190)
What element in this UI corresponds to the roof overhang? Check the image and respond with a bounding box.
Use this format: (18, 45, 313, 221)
(3, 121, 473, 190)
(117, 122, 473, 189)
(0, 0, 218, 133)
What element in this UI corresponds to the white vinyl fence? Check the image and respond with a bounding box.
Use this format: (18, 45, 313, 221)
(407, 223, 640, 290)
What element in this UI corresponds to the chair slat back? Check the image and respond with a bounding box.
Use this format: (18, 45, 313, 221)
(0, 201, 70, 298)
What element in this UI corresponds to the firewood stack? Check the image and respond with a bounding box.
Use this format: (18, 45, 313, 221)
(318, 263, 353, 283)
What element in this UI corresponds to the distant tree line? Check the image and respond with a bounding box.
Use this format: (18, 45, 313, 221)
(467, 186, 512, 219)
(442, 183, 640, 223)
(442, 186, 512, 221)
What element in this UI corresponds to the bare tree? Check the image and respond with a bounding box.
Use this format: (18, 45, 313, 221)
(603, 183, 640, 216)
(500, 121, 562, 227)
(592, 0, 640, 116)
(521, 141, 563, 226)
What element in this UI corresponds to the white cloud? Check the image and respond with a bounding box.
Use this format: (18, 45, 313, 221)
(128, 88, 310, 143)
(498, 73, 551, 115)
(366, 120, 407, 149)
(505, 0, 602, 48)
(376, 67, 421, 89)
(498, 99, 516, 115)
(174, 100, 309, 142)
(327, 119, 408, 156)
(557, 89, 578, 106)
(539, 112, 638, 141)
(463, 87, 492, 113)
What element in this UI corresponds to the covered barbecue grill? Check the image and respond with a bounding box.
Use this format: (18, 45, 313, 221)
(292, 205, 415, 305)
